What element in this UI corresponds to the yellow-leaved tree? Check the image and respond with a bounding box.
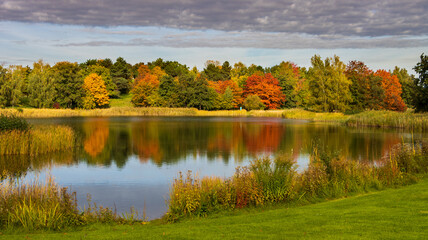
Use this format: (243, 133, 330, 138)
(82, 73, 109, 109)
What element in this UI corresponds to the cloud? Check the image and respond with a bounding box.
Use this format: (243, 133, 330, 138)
(55, 30, 428, 49)
(1, 0, 427, 37)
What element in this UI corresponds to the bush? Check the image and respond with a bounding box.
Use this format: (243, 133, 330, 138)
(243, 95, 265, 110)
(0, 114, 30, 131)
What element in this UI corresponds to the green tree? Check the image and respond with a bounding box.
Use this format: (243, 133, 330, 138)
(271, 61, 305, 108)
(27, 60, 56, 108)
(111, 57, 132, 94)
(177, 74, 217, 110)
(243, 95, 265, 110)
(52, 61, 83, 109)
(0, 65, 28, 107)
(307, 55, 351, 112)
(158, 75, 179, 107)
(392, 67, 414, 108)
(413, 53, 428, 112)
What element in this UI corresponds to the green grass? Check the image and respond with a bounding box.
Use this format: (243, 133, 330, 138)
(346, 110, 428, 130)
(4, 177, 428, 239)
(109, 94, 133, 108)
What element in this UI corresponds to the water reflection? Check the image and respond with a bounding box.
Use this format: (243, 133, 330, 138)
(1, 117, 425, 219)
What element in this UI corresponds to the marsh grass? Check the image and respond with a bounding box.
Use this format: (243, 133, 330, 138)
(0, 126, 75, 156)
(282, 108, 349, 122)
(346, 110, 428, 130)
(0, 175, 146, 231)
(0, 176, 83, 231)
(166, 141, 428, 222)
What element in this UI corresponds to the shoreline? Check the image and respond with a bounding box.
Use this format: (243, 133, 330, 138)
(0, 107, 427, 130)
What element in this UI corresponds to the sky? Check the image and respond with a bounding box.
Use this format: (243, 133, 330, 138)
(1, 0, 427, 73)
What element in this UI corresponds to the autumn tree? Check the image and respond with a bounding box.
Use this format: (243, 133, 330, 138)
(209, 80, 243, 109)
(131, 73, 160, 107)
(82, 73, 110, 109)
(307, 55, 351, 112)
(374, 70, 406, 111)
(243, 73, 284, 109)
(148, 58, 189, 77)
(412, 53, 428, 112)
(80, 64, 119, 98)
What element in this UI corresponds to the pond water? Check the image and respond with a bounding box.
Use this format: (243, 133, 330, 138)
(1, 116, 426, 219)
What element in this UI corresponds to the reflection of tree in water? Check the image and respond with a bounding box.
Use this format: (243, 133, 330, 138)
(0, 151, 76, 180)
(132, 122, 163, 164)
(243, 123, 284, 154)
(84, 120, 110, 158)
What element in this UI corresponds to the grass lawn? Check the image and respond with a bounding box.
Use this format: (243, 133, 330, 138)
(5, 178, 428, 240)
(109, 94, 133, 107)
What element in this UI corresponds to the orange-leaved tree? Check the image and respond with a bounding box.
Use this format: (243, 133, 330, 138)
(374, 70, 407, 111)
(243, 73, 285, 109)
(208, 80, 243, 108)
(82, 73, 109, 109)
(131, 73, 160, 107)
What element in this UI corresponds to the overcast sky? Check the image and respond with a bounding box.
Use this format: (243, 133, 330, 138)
(1, 0, 427, 72)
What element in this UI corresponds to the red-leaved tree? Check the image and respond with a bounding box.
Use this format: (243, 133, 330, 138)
(243, 73, 285, 109)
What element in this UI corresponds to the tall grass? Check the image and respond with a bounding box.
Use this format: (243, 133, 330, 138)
(282, 108, 349, 122)
(346, 110, 428, 130)
(0, 176, 83, 231)
(0, 107, 198, 118)
(166, 141, 428, 222)
(0, 175, 145, 231)
(0, 126, 75, 156)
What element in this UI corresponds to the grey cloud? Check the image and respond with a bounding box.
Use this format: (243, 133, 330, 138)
(55, 31, 428, 49)
(1, 0, 427, 37)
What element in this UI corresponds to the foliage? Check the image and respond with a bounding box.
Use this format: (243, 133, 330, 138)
(111, 57, 132, 94)
(243, 73, 285, 109)
(52, 62, 84, 109)
(271, 61, 307, 108)
(82, 73, 110, 109)
(131, 74, 160, 107)
(167, 141, 428, 222)
(392, 66, 415, 108)
(412, 53, 428, 112)
(27, 60, 56, 108)
(0, 114, 30, 131)
(209, 80, 243, 109)
(374, 70, 406, 112)
(345, 61, 385, 110)
(80, 64, 119, 98)
(307, 55, 352, 112)
(243, 95, 265, 110)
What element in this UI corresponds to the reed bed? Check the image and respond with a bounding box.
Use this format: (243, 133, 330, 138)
(0, 107, 198, 118)
(282, 108, 349, 122)
(346, 110, 428, 130)
(248, 110, 285, 117)
(166, 141, 428, 222)
(196, 110, 248, 117)
(0, 175, 143, 231)
(0, 176, 83, 231)
(0, 126, 75, 156)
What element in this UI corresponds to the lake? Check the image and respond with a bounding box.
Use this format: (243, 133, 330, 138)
(1, 116, 425, 219)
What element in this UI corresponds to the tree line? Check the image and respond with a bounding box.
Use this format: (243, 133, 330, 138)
(0, 54, 427, 112)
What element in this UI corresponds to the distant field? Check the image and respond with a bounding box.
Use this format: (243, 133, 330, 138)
(109, 94, 133, 108)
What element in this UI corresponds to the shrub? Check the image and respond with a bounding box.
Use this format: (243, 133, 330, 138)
(243, 95, 265, 110)
(0, 114, 30, 131)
